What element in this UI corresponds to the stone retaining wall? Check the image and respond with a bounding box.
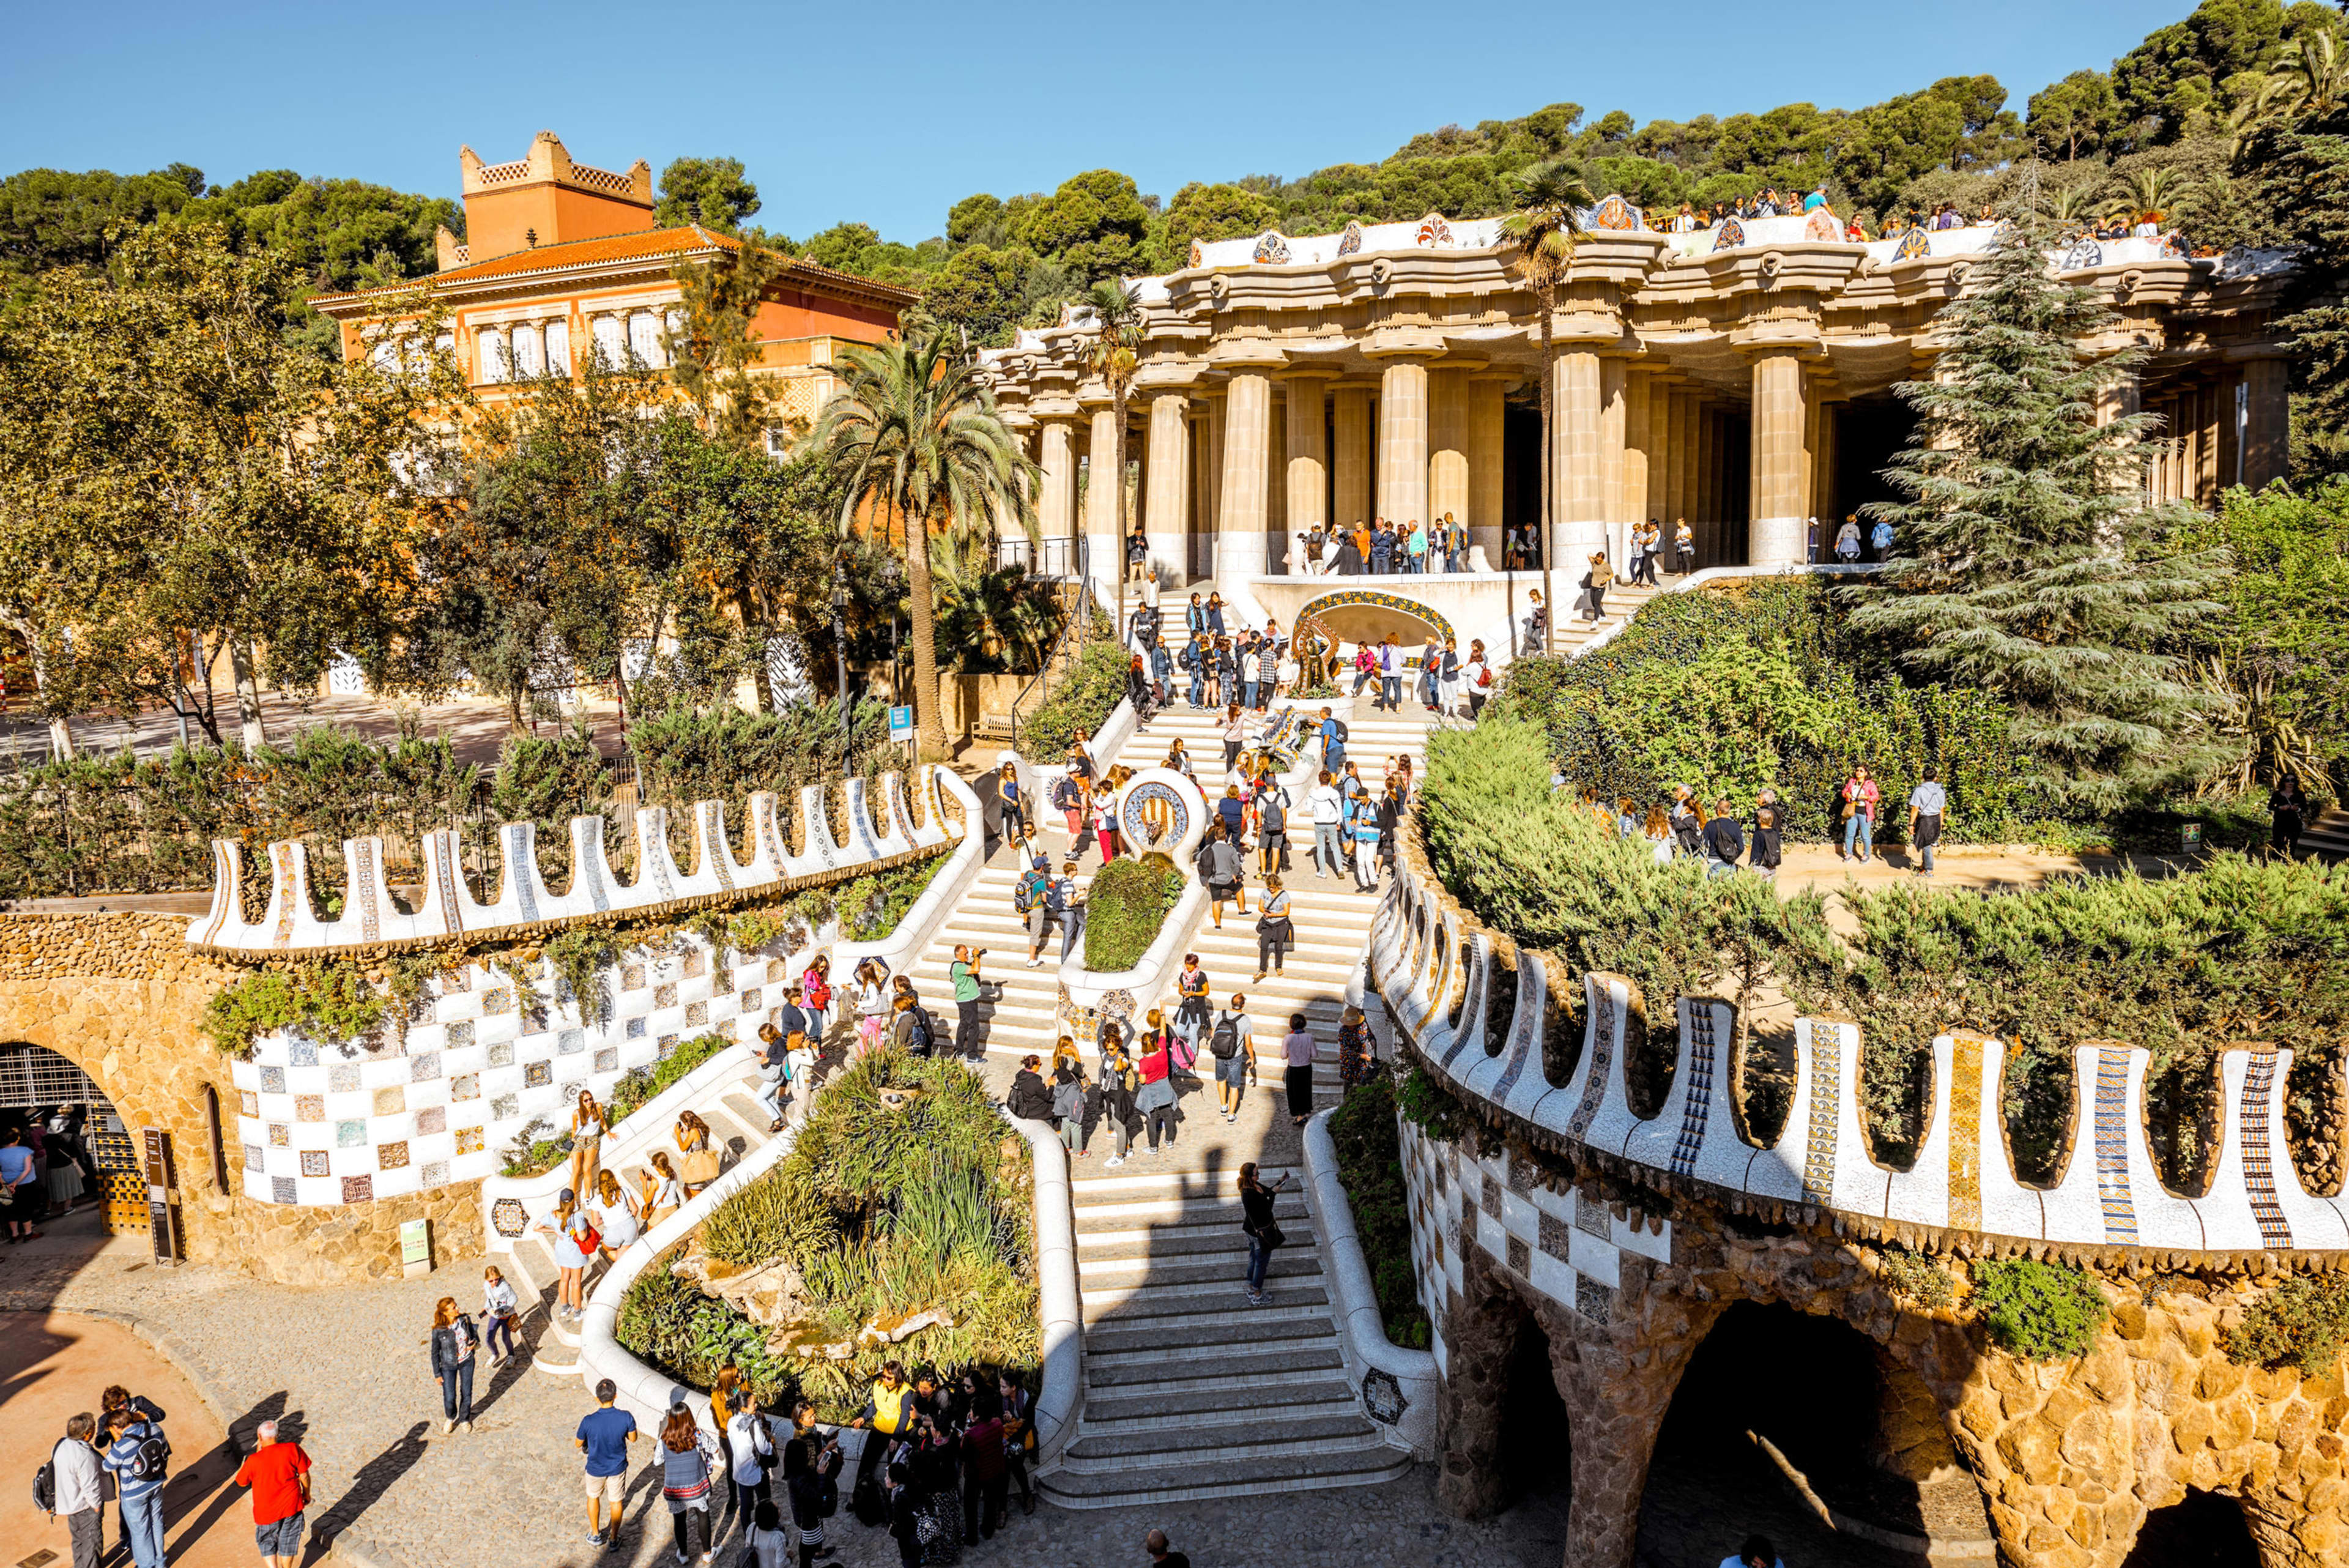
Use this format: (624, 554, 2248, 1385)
(1, 910, 480, 1285)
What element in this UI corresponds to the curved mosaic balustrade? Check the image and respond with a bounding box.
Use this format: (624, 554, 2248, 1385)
(186, 768, 957, 956)
(1371, 848, 2349, 1266)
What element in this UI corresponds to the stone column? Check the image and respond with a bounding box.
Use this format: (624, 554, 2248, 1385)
(1659, 386, 1687, 530)
(1038, 417, 1077, 567)
(2189, 381, 2208, 503)
(1427, 368, 1471, 546)
(1217, 370, 1272, 580)
(1085, 404, 1122, 600)
(1332, 385, 1373, 530)
(1624, 368, 1653, 537)
(1599, 357, 1629, 577)
(2243, 357, 2288, 490)
(1144, 393, 1190, 584)
(1285, 372, 1330, 565)
(1204, 392, 1226, 538)
(1189, 407, 1215, 578)
(1748, 349, 1809, 567)
(1812, 396, 1839, 537)
(1696, 403, 1717, 566)
(1376, 357, 1430, 528)
(1468, 375, 1509, 565)
(1549, 350, 1605, 571)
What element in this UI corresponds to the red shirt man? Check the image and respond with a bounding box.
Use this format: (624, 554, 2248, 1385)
(232, 1420, 313, 1568)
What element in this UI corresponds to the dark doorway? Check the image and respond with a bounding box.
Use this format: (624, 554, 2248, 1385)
(1496, 1304, 1571, 1508)
(1636, 1301, 1991, 1568)
(1503, 400, 1543, 565)
(1835, 397, 1920, 527)
(2120, 1488, 2260, 1567)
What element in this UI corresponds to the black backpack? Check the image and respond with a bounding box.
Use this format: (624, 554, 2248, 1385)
(129, 1425, 170, 1482)
(33, 1447, 57, 1515)
(1260, 797, 1286, 835)
(1209, 1013, 1241, 1060)
(1330, 719, 1349, 743)
(906, 1007, 934, 1050)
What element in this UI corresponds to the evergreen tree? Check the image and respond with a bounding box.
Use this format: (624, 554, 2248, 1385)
(1847, 204, 2232, 812)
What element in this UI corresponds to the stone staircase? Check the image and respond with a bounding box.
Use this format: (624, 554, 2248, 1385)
(1022, 689, 1432, 1506)
(2301, 806, 2349, 864)
(499, 1059, 781, 1379)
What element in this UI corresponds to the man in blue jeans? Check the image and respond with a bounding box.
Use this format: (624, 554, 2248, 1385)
(102, 1406, 169, 1568)
(1378, 637, 1404, 712)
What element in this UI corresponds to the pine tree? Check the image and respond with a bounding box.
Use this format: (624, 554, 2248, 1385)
(1847, 204, 2233, 812)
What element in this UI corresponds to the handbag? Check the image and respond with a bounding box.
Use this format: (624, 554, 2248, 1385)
(1261, 1222, 1288, 1250)
(680, 1148, 722, 1186)
(1840, 800, 1856, 822)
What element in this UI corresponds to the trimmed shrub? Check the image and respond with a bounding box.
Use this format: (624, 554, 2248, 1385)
(1019, 631, 1128, 762)
(1397, 1059, 1470, 1144)
(201, 961, 389, 1058)
(1876, 1245, 1956, 1310)
(2224, 1274, 2349, 1378)
(1969, 1258, 2108, 1361)
(1080, 854, 1184, 972)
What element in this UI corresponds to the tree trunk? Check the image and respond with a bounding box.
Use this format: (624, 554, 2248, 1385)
(1115, 391, 1128, 647)
(737, 589, 774, 713)
(190, 631, 225, 745)
(47, 713, 75, 761)
(230, 639, 269, 752)
(1538, 296, 1556, 658)
(907, 507, 949, 759)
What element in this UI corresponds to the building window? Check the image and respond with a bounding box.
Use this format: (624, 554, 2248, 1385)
(544, 319, 571, 377)
(592, 314, 626, 370)
(511, 322, 543, 379)
(627, 311, 665, 370)
(477, 326, 508, 384)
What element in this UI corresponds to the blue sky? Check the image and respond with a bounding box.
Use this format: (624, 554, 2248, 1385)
(3, 1, 2195, 242)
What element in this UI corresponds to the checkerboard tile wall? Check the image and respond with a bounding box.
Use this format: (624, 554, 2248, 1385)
(228, 935, 757, 1206)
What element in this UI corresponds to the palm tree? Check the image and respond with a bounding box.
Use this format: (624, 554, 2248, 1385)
(2101, 166, 2193, 229)
(2232, 29, 2347, 152)
(1081, 280, 1143, 641)
(1499, 160, 1594, 657)
(801, 330, 1038, 758)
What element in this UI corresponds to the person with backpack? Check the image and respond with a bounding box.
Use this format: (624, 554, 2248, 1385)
(1050, 1056, 1088, 1159)
(42, 1412, 104, 1568)
(1309, 769, 1346, 880)
(1198, 825, 1246, 930)
(1015, 854, 1055, 968)
(1238, 1162, 1293, 1306)
(1463, 640, 1493, 721)
(1149, 638, 1173, 708)
(1050, 771, 1086, 855)
(101, 1404, 169, 1568)
(1206, 994, 1257, 1122)
(1316, 707, 1346, 774)
(1255, 782, 1290, 879)
(1255, 877, 1294, 981)
(755, 1022, 793, 1129)
(232, 1417, 313, 1568)
(1007, 1054, 1053, 1125)
(1702, 798, 1746, 879)
(890, 994, 935, 1055)
(429, 1295, 481, 1433)
(1348, 790, 1382, 891)
(1378, 636, 1405, 712)
(1750, 801, 1784, 882)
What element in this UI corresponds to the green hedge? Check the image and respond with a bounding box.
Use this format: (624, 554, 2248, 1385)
(1500, 577, 2046, 843)
(1080, 855, 1184, 971)
(1020, 631, 1129, 762)
(1969, 1258, 2108, 1361)
(1327, 1070, 1431, 1348)
(1422, 714, 2349, 1183)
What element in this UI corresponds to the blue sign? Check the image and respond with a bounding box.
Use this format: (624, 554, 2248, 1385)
(888, 705, 915, 740)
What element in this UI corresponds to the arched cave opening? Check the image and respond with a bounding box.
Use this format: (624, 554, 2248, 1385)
(0, 1042, 128, 1227)
(1636, 1299, 1992, 1566)
(2120, 1488, 2261, 1567)
(1494, 1296, 1572, 1511)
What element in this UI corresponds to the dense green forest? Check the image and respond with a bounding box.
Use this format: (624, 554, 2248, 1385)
(4, 1, 2339, 365)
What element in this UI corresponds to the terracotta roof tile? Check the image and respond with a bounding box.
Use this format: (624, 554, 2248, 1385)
(313, 226, 918, 308)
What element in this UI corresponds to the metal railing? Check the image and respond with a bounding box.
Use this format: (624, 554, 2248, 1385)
(996, 534, 1085, 579)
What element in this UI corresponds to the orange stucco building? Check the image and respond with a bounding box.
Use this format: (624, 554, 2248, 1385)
(312, 130, 915, 443)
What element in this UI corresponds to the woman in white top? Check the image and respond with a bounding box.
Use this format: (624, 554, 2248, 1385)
(1834, 518, 1863, 562)
(1644, 804, 1676, 866)
(639, 1150, 685, 1228)
(567, 1088, 606, 1200)
(783, 1036, 819, 1124)
(1463, 639, 1493, 721)
(589, 1169, 641, 1260)
(853, 958, 891, 1055)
